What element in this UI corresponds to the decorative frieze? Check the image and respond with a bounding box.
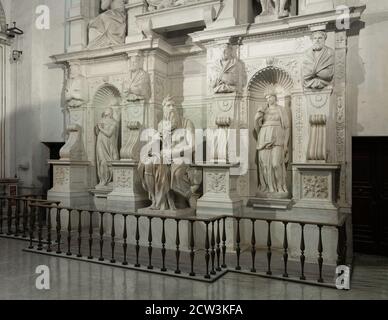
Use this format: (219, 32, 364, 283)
(303, 175, 329, 199)
(293, 163, 340, 210)
(206, 172, 227, 193)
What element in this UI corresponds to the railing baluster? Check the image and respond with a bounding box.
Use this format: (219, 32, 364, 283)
(175, 219, 181, 274)
(22, 200, 28, 238)
(300, 223, 306, 280)
(7, 198, 12, 235)
(235, 218, 241, 271)
(318, 225, 324, 283)
(110, 213, 116, 263)
(66, 210, 72, 256)
(283, 222, 289, 278)
(28, 206, 36, 249)
(88, 211, 93, 259)
(77, 210, 82, 257)
(343, 224, 348, 264)
(189, 221, 195, 277)
(266, 221, 272, 275)
(47, 207, 52, 253)
(122, 215, 128, 266)
(216, 219, 221, 272)
(210, 221, 216, 275)
(56, 208, 62, 254)
(204, 222, 210, 279)
(14, 199, 20, 236)
(161, 218, 167, 272)
(98, 212, 104, 261)
(135, 216, 140, 267)
(251, 219, 256, 273)
(337, 224, 347, 266)
(221, 217, 227, 268)
(37, 207, 44, 251)
(0, 198, 3, 234)
(147, 217, 153, 270)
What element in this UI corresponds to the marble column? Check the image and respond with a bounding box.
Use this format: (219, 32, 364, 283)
(0, 37, 8, 178)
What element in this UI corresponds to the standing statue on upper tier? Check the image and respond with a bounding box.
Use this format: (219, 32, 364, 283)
(212, 44, 240, 94)
(254, 89, 291, 199)
(123, 53, 151, 102)
(303, 31, 335, 90)
(95, 107, 119, 188)
(88, 0, 127, 49)
(256, 0, 290, 19)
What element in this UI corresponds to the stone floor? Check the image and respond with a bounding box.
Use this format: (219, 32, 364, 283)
(0, 238, 387, 300)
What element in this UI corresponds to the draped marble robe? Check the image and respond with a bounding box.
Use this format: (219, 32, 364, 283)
(303, 45, 335, 89)
(255, 103, 290, 198)
(88, 6, 126, 49)
(95, 114, 119, 187)
(138, 116, 195, 210)
(124, 69, 151, 101)
(213, 57, 239, 94)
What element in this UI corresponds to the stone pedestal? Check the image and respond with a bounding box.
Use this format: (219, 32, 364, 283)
(107, 161, 149, 210)
(293, 163, 340, 210)
(196, 163, 243, 250)
(197, 163, 242, 216)
(48, 160, 91, 207)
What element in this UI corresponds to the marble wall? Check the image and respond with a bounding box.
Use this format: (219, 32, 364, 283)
(348, 0, 388, 136)
(4, 0, 65, 193)
(2, 0, 388, 197)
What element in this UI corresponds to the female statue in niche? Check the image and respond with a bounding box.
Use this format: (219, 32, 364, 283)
(95, 107, 119, 188)
(254, 89, 291, 199)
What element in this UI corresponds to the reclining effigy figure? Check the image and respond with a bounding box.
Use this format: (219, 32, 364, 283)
(146, 0, 190, 11)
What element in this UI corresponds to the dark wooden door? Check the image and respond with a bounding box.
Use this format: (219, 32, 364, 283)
(352, 137, 388, 256)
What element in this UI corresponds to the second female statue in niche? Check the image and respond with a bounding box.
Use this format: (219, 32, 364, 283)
(95, 107, 119, 188)
(254, 89, 291, 199)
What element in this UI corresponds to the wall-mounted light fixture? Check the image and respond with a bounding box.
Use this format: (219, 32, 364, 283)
(6, 22, 24, 38)
(12, 50, 23, 62)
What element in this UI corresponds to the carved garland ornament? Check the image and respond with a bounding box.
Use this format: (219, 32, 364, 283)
(54, 167, 70, 186)
(114, 169, 133, 189)
(207, 172, 227, 193)
(303, 175, 329, 199)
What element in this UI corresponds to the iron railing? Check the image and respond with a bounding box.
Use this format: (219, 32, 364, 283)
(17, 201, 349, 288)
(0, 195, 60, 241)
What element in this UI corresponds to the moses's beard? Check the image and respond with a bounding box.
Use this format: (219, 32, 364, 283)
(313, 44, 324, 51)
(163, 110, 180, 130)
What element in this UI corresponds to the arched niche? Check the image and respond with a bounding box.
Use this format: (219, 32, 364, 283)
(247, 66, 294, 104)
(246, 66, 295, 197)
(92, 84, 122, 107)
(92, 84, 122, 143)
